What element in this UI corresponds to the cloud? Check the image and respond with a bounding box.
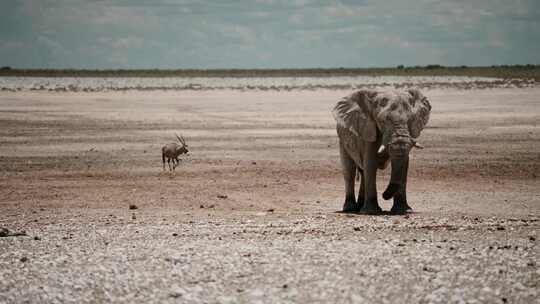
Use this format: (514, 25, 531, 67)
(99, 36, 145, 50)
(0, 0, 539, 68)
(0, 41, 25, 51)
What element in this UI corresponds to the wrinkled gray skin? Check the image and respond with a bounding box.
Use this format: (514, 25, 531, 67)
(332, 89, 431, 214)
(162, 134, 189, 171)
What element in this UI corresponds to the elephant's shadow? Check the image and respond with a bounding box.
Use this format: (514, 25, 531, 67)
(334, 210, 417, 216)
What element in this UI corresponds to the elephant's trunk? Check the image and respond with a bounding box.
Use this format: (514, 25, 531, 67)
(382, 155, 408, 200)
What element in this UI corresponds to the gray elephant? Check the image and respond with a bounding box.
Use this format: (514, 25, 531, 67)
(332, 89, 431, 214)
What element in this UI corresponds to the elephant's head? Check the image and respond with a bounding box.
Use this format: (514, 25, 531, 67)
(333, 89, 431, 199)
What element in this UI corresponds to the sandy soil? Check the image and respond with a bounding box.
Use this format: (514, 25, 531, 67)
(0, 89, 539, 303)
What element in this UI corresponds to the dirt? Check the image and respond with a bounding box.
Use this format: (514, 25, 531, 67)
(0, 89, 539, 303)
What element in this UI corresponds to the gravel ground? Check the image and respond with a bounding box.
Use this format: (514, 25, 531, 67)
(1, 88, 539, 303)
(1, 210, 538, 303)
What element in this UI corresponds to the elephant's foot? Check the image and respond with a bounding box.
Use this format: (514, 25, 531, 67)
(382, 183, 401, 200)
(391, 200, 412, 215)
(357, 197, 365, 209)
(342, 196, 361, 213)
(359, 198, 382, 215)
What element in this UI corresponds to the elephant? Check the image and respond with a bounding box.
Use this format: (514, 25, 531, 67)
(332, 89, 431, 214)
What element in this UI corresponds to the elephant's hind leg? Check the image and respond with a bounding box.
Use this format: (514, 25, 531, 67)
(340, 143, 361, 212)
(357, 167, 365, 208)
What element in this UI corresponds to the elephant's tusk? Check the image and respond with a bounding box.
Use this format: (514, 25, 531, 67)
(413, 142, 424, 149)
(378, 145, 386, 154)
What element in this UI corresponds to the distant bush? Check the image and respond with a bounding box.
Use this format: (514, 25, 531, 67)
(0, 65, 538, 81)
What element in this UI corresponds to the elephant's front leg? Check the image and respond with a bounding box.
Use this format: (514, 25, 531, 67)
(391, 157, 412, 214)
(360, 142, 383, 214)
(340, 143, 361, 212)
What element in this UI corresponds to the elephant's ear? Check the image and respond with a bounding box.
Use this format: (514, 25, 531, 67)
(332, 90, 377, 142)
(407, 89, 432, 138)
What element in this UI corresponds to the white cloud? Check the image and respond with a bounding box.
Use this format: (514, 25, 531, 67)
(2, 0, 539, 68)
(0, 41, 25, 51)
(289, 13, 303, 25)
(37, 36, 66, 55)
(218, 24, 257, 44)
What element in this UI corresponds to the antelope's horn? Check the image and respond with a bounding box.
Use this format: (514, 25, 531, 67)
(176, 133, 187, 146)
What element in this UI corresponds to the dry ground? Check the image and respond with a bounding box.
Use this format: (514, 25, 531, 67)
(0, 89, 539, 303)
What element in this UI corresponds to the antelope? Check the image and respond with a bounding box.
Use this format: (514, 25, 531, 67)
(162, 133, 189, 171)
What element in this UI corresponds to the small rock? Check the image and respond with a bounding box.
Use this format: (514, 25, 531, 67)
(529, 236, 536, 242)
(169, 291, 182, 298)
(172, 233, 178, 237)
(422, 266, 437, 272)
(217, 194, 228, 199)
(282, 284, 288, 289)
(252, 161, 257, 165)
(267, 208, 275, 212)
(496, 226, 505, 231)
(353, 227, 361, 231)
(0, 228, 26, 237)
(33, 236, 40, 241)
(132, 214, 136, 220)
(129, 204, 138, 210)
(20, 257, 28, 263)
(200, 204, 205, 209)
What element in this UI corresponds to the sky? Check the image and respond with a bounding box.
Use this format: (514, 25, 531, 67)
(1, 0, 539, 69)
